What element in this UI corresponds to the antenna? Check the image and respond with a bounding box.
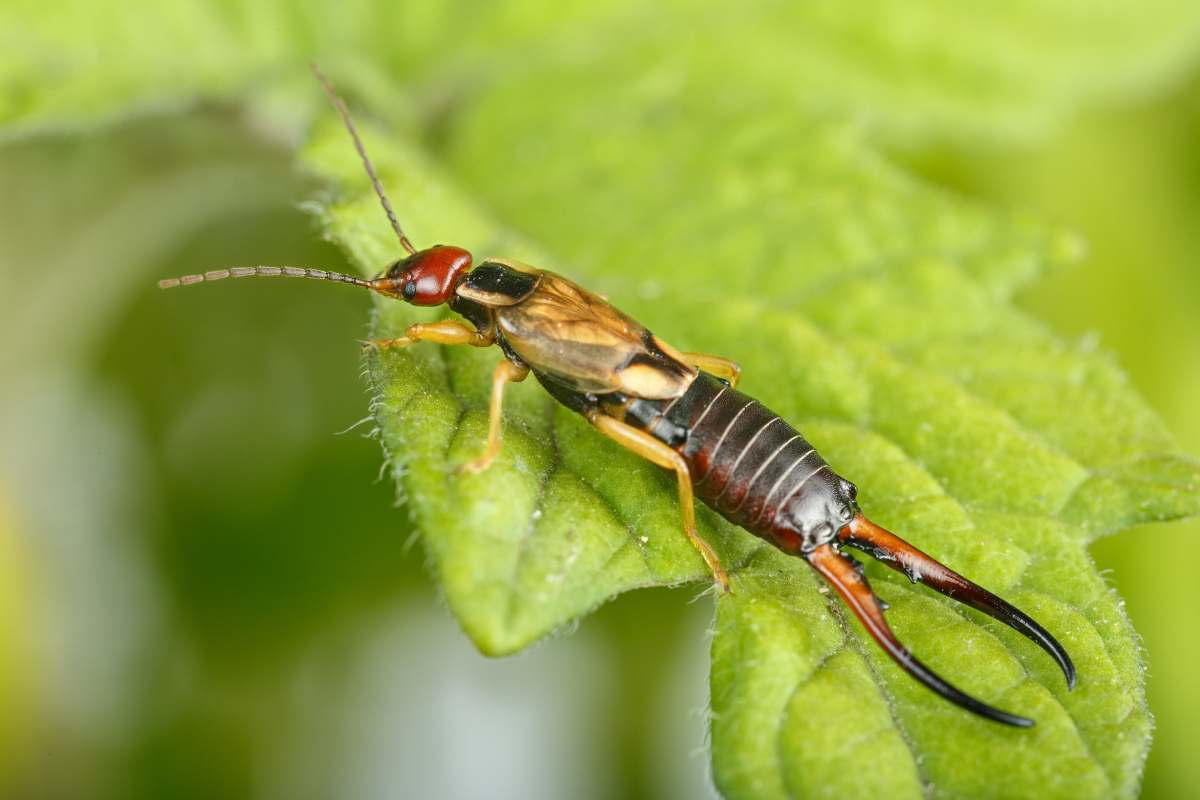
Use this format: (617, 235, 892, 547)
(158, 266, 375, 290)
(310, 63, 417, 256)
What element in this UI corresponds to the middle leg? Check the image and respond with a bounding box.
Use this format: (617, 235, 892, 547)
(458, 360, 530, 474)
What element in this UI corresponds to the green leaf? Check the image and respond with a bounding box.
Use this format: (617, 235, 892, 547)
(9, 2, 1200, 797)
(310, 29, 1200, 800)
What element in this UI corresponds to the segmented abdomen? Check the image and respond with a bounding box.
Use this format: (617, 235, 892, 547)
(630, 373, 836, 539)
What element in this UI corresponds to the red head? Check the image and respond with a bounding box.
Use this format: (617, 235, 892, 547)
(372, 245, 473, 306)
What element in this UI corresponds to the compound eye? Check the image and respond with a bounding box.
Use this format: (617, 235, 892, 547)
(403, 281, 417, 300)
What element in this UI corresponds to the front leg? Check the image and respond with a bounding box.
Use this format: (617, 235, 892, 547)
(680, 351, 741, 388)
(365, 320, 494, 350)
(458, 360, 530, 474)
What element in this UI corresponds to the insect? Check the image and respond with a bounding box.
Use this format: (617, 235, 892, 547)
(160, 66, 1075, 727)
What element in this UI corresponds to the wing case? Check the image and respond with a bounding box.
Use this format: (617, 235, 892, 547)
(479, 266, 695, 398)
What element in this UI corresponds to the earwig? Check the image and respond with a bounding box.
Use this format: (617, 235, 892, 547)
(159, 65, 1076, 727)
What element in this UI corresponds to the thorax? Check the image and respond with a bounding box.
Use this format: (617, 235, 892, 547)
(457, 261, 696, 400)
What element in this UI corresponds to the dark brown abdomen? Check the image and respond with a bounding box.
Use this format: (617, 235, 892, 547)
(626, 373, 840, 542)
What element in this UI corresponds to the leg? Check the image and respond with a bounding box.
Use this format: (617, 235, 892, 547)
(458, 360, 530, 474)
(589, 413, 731, 593)
(365, 320, 494, 350)
(681, 351, 741, 388)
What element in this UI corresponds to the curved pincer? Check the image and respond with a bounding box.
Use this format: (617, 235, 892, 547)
(805, 542, 1036, 727)
(839, 514, 1076, 690)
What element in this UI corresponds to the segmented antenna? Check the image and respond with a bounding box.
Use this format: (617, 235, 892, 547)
(310, 62, 417, 256)
(158, 267, 374, 290)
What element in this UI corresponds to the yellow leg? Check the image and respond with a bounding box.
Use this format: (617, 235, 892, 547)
(681, 351, 741, 388)
(458, 361, 530, 474)
(589, 413, 731, 593)
(365, 320, 494, 350)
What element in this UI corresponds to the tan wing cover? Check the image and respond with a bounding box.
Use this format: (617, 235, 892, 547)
(495, 272, 696, 398)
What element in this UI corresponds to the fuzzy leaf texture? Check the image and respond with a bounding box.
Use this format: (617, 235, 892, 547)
(7, 1, 1200, 798)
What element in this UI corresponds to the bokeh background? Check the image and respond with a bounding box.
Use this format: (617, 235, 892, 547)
(2, 4, 1200, 799)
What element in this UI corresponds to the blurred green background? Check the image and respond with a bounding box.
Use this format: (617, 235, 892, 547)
(3, 4, 1200, 799)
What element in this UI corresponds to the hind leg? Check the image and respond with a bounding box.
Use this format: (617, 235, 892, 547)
(680, 352, 741, 388)
(588, 412, 730, 593)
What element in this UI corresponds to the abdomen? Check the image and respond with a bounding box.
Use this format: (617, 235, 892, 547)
(626, 374, 846, 544)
